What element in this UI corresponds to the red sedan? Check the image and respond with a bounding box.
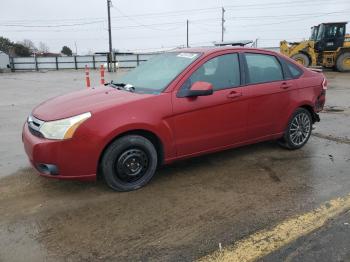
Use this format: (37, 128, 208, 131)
(23, 47, 326, 191)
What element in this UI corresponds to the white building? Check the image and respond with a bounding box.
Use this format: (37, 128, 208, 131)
(0, 51, 10, 71)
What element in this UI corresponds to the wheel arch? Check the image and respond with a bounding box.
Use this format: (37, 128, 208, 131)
(284, 104, 318, 132)
(299, 104, 319, 123)
(337, 47, 350, 56)
(97, 129, 165, 179)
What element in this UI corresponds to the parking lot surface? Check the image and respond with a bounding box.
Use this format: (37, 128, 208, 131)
(0, 70, 349, 261)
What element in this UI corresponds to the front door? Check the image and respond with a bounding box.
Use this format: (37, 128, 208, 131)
(171, 53, 247, 157)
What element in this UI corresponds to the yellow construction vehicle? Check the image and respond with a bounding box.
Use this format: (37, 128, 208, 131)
(280, 22, 350, 71)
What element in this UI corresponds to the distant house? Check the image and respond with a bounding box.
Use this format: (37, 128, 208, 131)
(0, 51, 10, 71)
(35, 52, 61, 57)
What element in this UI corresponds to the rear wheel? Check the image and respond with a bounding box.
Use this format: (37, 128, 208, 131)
(336, 52, 350, 72)
(291, 53, 310, 67)
(278, 108, 312, 150)
(101, 135, 158, 191)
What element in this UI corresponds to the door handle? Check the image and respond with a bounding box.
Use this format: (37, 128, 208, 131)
(227, 91, 242, 99)
(280, 82, 292, 89)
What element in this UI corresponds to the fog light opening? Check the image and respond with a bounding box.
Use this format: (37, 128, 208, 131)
(36, 163, 59, 176)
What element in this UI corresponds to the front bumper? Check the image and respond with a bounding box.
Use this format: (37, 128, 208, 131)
(22, 122, 97, 181)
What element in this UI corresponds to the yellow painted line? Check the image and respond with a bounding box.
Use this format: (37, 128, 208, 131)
(198, 194, 350, 262)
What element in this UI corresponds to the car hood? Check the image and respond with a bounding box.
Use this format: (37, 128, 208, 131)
(32, 86, 153, 121)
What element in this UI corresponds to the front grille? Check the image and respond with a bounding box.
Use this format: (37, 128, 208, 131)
(27, 115, 44, 138)
(28, 124, 44, 138)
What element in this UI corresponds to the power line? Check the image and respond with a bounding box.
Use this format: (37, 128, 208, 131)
(110, 0, 346, 17)
(224, 0, 344, 8)
(111, 21, 185, 30)
(230, 10, 350, 20)
(0, 0, 347, 25)
(230, 11, 350, 28)
(2, 8, 348, 30)
(225, 0, 349, 10)
(0, 20, 105, 28)
(112, 6, 185, 31)
(1, 0, 348, 53)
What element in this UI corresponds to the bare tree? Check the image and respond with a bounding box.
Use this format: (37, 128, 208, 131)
(86, 49, 94, 55)
(20, 39, 37, 53)
(38, 42, 49, 53)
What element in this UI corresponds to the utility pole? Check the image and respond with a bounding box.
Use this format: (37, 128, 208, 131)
(186, 20, 189, 48)
(221, 7, 225, 42)
(107, 0, 113, 72)
(74, 41, 78, 55)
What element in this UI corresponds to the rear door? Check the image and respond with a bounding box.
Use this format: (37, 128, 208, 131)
(242, 52, 295, 140)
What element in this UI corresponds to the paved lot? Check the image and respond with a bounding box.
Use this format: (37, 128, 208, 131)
(0, 70, 349, 261)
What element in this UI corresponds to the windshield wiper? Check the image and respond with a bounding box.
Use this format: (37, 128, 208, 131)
(106, 81, 135, 92)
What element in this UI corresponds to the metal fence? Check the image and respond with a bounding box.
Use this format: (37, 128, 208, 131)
(9, 47, 280, 71)
(10, 53, 156, 71)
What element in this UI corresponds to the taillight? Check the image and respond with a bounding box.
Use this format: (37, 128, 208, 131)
(322, 78, 327, 90)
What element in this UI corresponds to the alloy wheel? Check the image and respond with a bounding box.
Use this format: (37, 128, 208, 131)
(289, 112, 311, 146)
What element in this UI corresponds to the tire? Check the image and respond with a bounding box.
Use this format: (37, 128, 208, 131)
(101, 135, 158, 192)
(278, 108, 312, 150)
(291, 53, 310, 67)
(336, 52, 350, 72)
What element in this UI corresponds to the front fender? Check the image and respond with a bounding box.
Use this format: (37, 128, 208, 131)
(100, 120, 176, 164)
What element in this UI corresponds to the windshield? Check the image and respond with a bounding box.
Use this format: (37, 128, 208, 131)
(310, 26, 319, 40)
(114, 52, 201, 93)
(316, 24, 325, 41)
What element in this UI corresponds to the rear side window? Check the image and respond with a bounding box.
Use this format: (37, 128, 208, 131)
(185, 53, 240, 91)
(245, 53, 283, 84)
(286, 62, 303, 78)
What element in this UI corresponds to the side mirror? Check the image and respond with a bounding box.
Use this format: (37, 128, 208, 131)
(177, 81, 214, 98)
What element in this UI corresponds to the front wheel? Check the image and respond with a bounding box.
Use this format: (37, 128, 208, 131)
(291, 53, 310, 67)
(101, 135, 158, 191)
(278, 108, 312, 150)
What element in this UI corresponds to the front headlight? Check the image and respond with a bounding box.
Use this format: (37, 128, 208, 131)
(39, 112, 91, 140)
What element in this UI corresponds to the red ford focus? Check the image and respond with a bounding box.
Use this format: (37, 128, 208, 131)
(23, 47, 326, 191)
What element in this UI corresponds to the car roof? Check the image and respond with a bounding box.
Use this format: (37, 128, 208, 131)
(171, 46, 279, 56)
(319, 22, 348, 25)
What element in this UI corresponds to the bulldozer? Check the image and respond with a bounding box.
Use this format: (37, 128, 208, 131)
(280, 22, 350, 71)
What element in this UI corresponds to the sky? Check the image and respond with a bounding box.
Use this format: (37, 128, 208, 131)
(0, 0, 349, 54)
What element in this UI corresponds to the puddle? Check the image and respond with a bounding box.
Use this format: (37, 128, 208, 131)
(323, 106, 345, 113)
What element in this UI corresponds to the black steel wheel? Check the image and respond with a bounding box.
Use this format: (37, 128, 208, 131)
(101, 135, 158, 191)
(278, 108, 312, 150)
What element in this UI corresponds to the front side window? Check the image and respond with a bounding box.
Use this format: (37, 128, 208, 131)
(115, 52, 200, 93)
(245, 53, 283, 84)
(338, 26, 345, 37)
(310, 26, 319, 40)
(325, 25, 339, 38)
(183, 53, 240, 91)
